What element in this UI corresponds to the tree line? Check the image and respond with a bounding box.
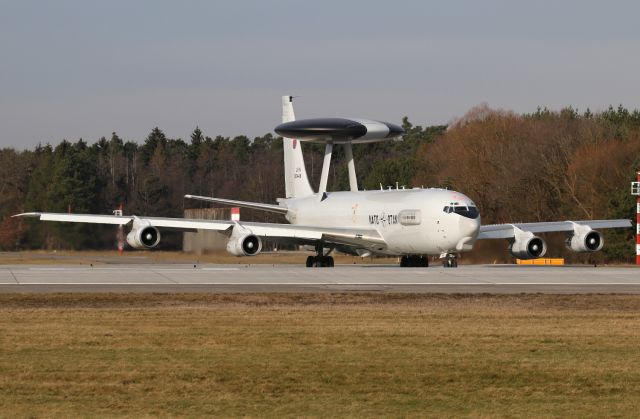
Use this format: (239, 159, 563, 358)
(0, 105, 638, 262)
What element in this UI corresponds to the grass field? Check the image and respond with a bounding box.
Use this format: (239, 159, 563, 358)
(1, 293, 640, 417)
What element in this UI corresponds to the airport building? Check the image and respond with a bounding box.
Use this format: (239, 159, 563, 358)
(182, 207, 230, 254)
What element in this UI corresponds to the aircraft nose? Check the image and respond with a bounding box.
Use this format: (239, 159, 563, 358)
(458, 213, 481, 239)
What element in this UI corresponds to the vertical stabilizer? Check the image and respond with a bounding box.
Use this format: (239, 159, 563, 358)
(282, 96, 314, 198)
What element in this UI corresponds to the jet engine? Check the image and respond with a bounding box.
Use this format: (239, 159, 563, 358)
(509, 235, 547, 259)
(126, 226, 161, 249)
(226, 233, 262, 256)
(565, 230, 603, 252)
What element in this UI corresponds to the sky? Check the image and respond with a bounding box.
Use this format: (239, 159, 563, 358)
(1, 0, 639, 149)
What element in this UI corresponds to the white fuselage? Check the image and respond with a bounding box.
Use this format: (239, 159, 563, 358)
(283, 188, 481, 255)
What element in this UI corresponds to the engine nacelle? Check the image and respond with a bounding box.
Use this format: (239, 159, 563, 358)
(566, 230, 603, 252)
(126, 226, 161, 249)
(509, 235, 547, 259)
(226, 233, 262, 256)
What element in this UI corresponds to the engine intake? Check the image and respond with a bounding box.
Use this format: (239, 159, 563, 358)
(226, 233, 262, 256)
(510, 235, 547, 259)
(126, 226, 161, 249)
(566, 230, 603, 252)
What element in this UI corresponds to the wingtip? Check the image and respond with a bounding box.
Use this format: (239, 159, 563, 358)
(12, 212, 41, 218)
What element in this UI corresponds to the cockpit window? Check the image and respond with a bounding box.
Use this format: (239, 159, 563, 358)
(453, 206, 479, 219)
(444, 205, 479, 219)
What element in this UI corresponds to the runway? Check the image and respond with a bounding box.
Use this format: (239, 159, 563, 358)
(1, 263, 639, 293)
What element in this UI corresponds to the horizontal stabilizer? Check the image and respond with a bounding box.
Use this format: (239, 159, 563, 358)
(184, 195, 288, 214)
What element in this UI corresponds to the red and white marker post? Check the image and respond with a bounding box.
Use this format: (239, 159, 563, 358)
(114, 203, 124, 255)
(635, 171, 640, 265)
(231, 207, 240, 222)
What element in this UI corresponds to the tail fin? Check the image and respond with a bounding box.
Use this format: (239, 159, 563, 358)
(282, 96, 314, 198)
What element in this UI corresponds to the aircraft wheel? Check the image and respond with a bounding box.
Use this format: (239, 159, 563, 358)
(400, 256, 408, 267)
(401, 256, 428, 268)
(309, 256, 334, 267)
(420, 256, 429, 267)
(443, 257, 458, 268)
(318, 256, 333, 267)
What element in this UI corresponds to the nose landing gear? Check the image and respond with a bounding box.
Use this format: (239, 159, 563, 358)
(442, 253, 458, 268)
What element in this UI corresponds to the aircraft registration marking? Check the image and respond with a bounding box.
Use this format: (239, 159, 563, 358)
(369, 212, 398, 226)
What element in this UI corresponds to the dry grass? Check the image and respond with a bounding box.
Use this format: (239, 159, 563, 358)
(1, 294, 640, 417)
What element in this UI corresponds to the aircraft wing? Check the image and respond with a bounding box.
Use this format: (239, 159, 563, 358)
(16, 212, 234, 230)
(14, 212, 386, 251)
(478, 219, 632, 240)
(184, 195, 288, 215)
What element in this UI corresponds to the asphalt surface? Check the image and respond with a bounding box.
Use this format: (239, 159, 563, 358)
(1, 263, 639, 293)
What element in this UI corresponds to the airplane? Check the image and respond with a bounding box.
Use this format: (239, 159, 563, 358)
(15, 96, 632, 268)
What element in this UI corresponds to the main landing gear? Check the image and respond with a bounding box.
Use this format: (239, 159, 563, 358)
(306, 255, 334, 267)
(306, 243, 334, 267)
(442, 253, 458, 268)
(400, 255, 429, 267)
